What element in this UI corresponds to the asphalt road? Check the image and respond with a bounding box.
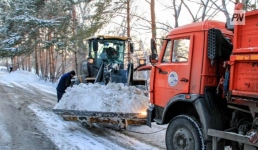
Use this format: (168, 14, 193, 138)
(0, 81, 58, 150)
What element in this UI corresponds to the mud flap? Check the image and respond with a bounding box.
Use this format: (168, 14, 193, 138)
(147, 106, 154, 127)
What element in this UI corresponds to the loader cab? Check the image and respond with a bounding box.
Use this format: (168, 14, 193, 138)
(79, 35, 134, 84)
(89, 38, 125, 68)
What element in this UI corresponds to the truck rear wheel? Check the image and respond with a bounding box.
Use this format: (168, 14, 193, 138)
(166, 115, 205, 150)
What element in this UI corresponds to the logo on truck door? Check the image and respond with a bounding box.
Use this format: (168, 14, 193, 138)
(168, 71, 178, 86)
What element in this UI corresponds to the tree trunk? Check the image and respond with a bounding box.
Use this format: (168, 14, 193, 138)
(62, 50, 65, 74)
(24, 57, 27, 71)
(5, 58, 8, 68)
(71, 5, 77, 72)
(45, 48, 49, 81)
(28, 54, 31, 72)
(14, 56, 18, 70)
(50, 44, 55, 82)
(46, 29, 53, 81)
(74, 51, 78, 78)
(14, 56, 19, 70)
(64, 49, 67, 73)
(35, 42, 39, 75)
(40, 49, 45, 79)
(150, 0, 156, 39)
(127, 0, 131, 63)
(21, 56, 24, 70)
(25, 56, 29, 71)
(17, 56, 19, 69)
(48, 32, 52, 81)
(11, 57, 14, 70)
(173, 1, 182, 28)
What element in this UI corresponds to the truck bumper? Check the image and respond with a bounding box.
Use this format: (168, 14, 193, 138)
(147, 105, 154, 127)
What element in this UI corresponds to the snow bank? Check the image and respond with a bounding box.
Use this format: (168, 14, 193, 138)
(54, 83, 149, 113)
(1, 69, 39, 82)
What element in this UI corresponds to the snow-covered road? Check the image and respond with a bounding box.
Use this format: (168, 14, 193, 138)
(0, 67, 167, 150)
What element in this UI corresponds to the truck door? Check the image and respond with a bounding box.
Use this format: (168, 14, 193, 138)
(154, 36, 193, 107)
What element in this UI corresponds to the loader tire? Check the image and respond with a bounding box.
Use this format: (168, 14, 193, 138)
(166, 115, 205, 150)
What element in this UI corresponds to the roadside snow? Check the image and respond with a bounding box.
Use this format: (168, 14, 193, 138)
(1, 69, 39, 83)
(0, 68, 57, 95)
(54, 83, 149, 113)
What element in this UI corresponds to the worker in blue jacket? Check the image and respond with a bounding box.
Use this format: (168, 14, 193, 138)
(56, 70, 76, 102)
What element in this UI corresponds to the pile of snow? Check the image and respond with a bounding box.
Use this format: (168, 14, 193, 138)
(54, 83, 149, 113)
(1, 69, 39, 83)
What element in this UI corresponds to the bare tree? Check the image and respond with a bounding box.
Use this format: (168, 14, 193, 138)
(210, 0, 231, 23)
(157, 0, 232, 27)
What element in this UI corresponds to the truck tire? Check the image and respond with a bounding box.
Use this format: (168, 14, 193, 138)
(166, 115, 205, 150)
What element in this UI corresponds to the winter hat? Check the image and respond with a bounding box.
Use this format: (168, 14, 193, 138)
(70, 70, 76, 76)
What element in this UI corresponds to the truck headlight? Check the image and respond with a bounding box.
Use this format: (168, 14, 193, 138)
(140, 111, 147, 117)
(139, 58, 146, 65)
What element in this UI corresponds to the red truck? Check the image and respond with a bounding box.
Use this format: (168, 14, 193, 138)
(145, 3, 258, 150)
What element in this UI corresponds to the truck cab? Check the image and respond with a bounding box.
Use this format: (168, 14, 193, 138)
(147, 21, 233, 149)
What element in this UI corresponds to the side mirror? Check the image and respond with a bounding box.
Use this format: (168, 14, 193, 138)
(130, 43, 134, 53)
(151, 38, 157, 54)
(149, 54, 158, 63)
(93, 39, 98, 52)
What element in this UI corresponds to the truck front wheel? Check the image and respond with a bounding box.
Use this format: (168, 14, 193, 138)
(166, 115, 205, 150)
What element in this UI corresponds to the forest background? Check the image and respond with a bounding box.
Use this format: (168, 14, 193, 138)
(0, 0, 256, 82)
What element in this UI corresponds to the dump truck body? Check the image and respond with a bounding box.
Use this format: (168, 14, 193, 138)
(207, 7, 258, 150)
